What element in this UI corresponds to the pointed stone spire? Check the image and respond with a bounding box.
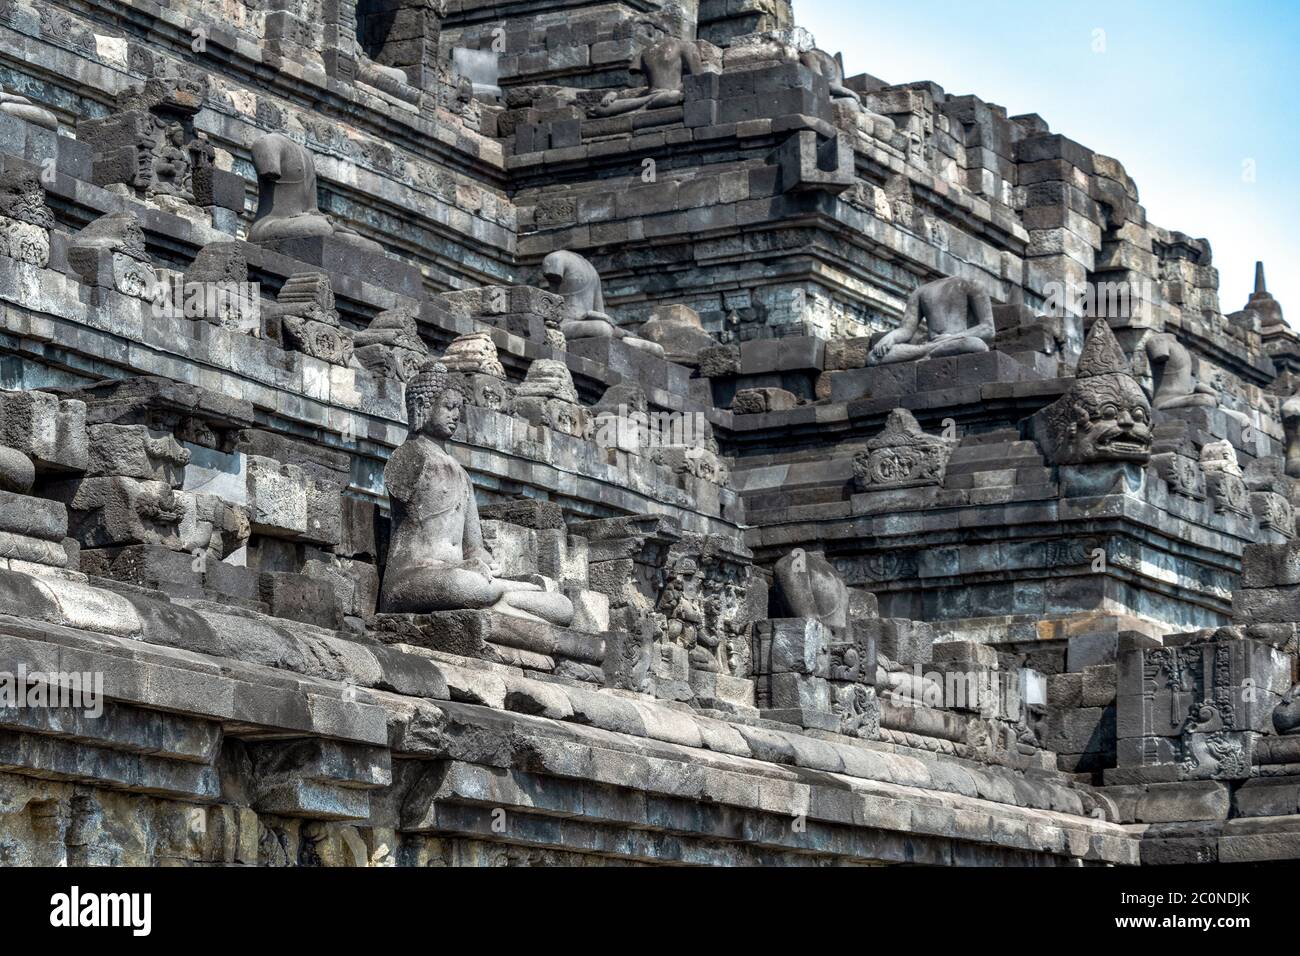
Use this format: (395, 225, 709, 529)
(1075, 319, 1131, 378)
(1245, 260, 1285, 328)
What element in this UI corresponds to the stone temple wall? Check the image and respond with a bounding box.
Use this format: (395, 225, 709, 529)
(0, 0, 1295, 866)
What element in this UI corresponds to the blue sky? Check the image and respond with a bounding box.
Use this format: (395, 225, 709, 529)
(797, 0, 1299, 324)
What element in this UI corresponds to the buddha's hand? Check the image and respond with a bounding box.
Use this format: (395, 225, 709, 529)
(870, 332, 900, 362)
(465, 557, 495, 577)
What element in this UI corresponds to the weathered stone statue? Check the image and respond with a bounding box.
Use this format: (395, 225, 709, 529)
(379, 362, 574, 625)
(1283, 387, 1300, 479)
(1040, 319, 1152, 465)
(0, 442, 35, 494)
(0, 87, 57, 129)
(867, 276, 996, 365)
(249, 133, 382, 251)
(591, 35, 704, 117)
(249, 134, 334, 243)
(150, 122, 193, 199)
(772, 548, 849, 633)
(799, 48, 860, 105)
(541, 250, 665, 355)
(1143, 332, 1217, 410)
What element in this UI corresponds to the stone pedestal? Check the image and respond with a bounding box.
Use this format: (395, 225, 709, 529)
(0, 488, 70, 573)
(262, 236, 422, 299)
(371, 610, 607, 683)
(688, 669, 758, 717)
(1115, 629, 1290, 782)
(567, 336, 694, 396)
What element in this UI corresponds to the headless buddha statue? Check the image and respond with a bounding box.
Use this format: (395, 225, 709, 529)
(378, 362, 575, 625)
(248, 133, 382, 251)
(799, 49, 861, 105)
(1144, 332, 1217, 410)
(542, 250, 665, 356)
(591, 35, 703, 117)
(868, 276, 996, 366)
(0, 87, 57, 129)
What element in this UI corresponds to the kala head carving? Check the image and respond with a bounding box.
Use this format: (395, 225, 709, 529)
(1042, 319, 1151, 465)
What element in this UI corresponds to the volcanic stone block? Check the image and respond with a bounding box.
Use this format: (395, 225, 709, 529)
(249, 739, 391, 821)
(566, 587, 610, 634)
(0, 490, 67, 541)
(73, 376, 256, 439)
(371, 610, 606, 670)
(1042, 705, 1116, 755)
(302, 554, 379, 620)
(86, 424, 190, 485)
(914, 351, 1031, 391)
(1241, 540, 1300, 589)
(479, 499, 566, 530)
(260, 571, 343, 630)
(763, 671, 831, 712)
(753, 618, 831, 676)
(1082, 664, 1117, 707)
(47, 476, 184, 548)
(931, 641, 997, 667)
(870, 618, 935, 666)
(1133, 781, 1231, 824)
(699, 345, 741, 377)
(1234, 778, 1300, 818)
(339, 496, 378, 559)
(0, 390, 87, 473)
(566, 337, 693, 396)
(535, 529, 588, 587)
(303, 475, 343, 547)
(0, 532, 68, 568)
(820, 363, 917, 403)
(487, 521, 540, 577)
(246, 456, 309, 538)
(1068, 631, 1119, 671)
(824, 337, 873, 371)
(261, 235, 422, 299)
(732, 387, 800, 414)
(1045, 671, 1086, 712)
(79, 544, 202, 596)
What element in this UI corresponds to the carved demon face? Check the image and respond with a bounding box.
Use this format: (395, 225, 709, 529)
(1057, 373, 1152, 464)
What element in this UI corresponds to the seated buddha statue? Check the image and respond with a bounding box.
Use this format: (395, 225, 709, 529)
(541, 250, 665, 356)
(378, 361, 575, 626)
(867, 276, 996, 366)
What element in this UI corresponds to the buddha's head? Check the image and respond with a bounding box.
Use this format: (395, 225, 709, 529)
(406, 362, 468, 440)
